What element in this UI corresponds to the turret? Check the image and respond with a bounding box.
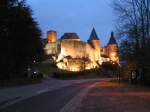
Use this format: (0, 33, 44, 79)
(88, 28, 101, 64)
(107, 31, 118, 53)
(47, 30, 57, 43)
(108, 32, 117, 45)
(88, 28, 100, 49)
(107, 31, 119, 63)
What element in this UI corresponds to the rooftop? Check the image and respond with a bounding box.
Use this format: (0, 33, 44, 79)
(108, 32, 117, 45)
(61, 33, 80, 40)
(88, 28, 99, 41)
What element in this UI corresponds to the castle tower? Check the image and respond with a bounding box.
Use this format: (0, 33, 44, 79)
(88, 28, 101, 64)
(108, 32, 117, 45)
(88, 28, 100, 49)
(47, 30, 57, 43)
(107, 32, 119, 63)
(45, 30, 58, 55)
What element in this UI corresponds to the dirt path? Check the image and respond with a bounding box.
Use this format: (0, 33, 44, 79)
(80, 81, 150, 112)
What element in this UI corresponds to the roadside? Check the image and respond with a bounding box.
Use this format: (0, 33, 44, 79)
(80, 80, 150, 112)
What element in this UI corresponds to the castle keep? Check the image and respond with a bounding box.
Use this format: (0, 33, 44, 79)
(45, 28, 119, 71)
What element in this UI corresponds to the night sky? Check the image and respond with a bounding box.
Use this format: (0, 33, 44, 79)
(27, 0, 116, 46)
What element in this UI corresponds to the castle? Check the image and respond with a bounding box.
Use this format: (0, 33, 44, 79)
(44, 28, 119, 71)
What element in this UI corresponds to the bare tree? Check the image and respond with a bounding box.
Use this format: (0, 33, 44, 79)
(113, 0, 150, 48)
(113, 0, 150, 84)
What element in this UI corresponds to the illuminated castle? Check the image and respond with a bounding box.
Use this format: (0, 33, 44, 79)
(44, 28, 119, 71)
(101, 32, 119, 64)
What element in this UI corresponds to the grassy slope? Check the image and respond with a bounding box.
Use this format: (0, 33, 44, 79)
(33, 62, 58, 77)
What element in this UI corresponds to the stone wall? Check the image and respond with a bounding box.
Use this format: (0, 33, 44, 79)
(60, 40, 87, 59)
(106, 44, 119, 63)
(45, 42, 58, 55)
(57, 39, 101, 66)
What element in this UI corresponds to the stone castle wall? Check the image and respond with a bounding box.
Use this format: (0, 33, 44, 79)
(60, 39, 87, 59)
(45, 42, 59, 55)
(58, 39, 101, 65)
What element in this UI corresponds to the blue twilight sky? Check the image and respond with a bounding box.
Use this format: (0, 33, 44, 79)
(27, 0, 116, 46)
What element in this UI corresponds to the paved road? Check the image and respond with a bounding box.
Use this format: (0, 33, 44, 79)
(0, 80, 98, 112)
(2, 79, 149, 112)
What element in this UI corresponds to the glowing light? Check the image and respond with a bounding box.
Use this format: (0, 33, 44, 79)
(111, 52, 116, 57)
(56, 48, 66, 62)
(70, 66, 80, 72)
(56, 62, 67, 70)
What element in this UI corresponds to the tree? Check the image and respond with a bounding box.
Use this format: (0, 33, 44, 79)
(0, 0, 44, 79)
(113, 0, 150, 84)
(113, 0, 150, 47)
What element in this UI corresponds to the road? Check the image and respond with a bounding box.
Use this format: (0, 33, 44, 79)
(2, 78, 150, 112)
(0, 79, 99, 112)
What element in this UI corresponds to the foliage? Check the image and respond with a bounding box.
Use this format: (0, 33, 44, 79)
(102, 62, 118, 70)
(121, 61, 136, 80)
(0, 0, 44, 79)
(101, 62, 119, 76)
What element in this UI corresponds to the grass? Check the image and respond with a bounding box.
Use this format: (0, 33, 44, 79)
(33, 62, 58, 77)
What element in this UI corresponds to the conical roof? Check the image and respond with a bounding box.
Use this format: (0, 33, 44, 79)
(88, 28, 99, 41)
(108, 32, 117, 45)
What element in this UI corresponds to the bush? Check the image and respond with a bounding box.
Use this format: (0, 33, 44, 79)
(52, 69, 102, 79)
(101, 62, 119, 76)
(120, 61, 136, 81)
(141, 67, 150, 85)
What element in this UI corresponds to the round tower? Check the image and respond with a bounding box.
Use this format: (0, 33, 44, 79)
(90, 40, 100, 50)
(107, 32, 118, 55)
(47, 30, 57, 43)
